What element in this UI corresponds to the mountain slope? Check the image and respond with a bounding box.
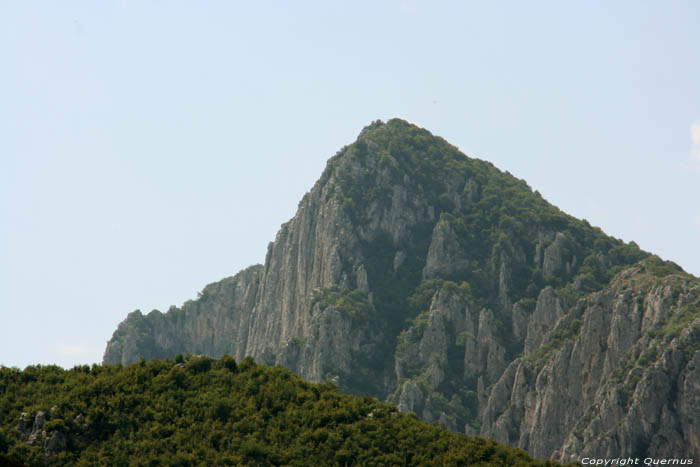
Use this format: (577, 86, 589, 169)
(0, 357, 567, 466)
(103, 119, 700, 461)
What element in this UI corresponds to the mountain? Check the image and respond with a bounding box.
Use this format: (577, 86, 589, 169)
(103, 119, 700, 462)
(0, 356, 568, 466)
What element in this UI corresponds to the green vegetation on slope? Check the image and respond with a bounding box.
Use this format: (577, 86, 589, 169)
(319, 119, 660, 426)
(0, 357, 568, 466)
(336, 119, 652, 305)
(328, 119, 656, 360)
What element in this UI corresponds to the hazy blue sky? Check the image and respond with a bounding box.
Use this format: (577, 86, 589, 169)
(2, 1, 699, 369)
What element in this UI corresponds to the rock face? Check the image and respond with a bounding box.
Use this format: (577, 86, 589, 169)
(14, 408, 73, 463)
(103, 265, 263, 366)
(480, 266, 700, 462)
(103, 119, 700, 461)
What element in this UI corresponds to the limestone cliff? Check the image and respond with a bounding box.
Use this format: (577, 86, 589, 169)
(103, 119, 700, 461)
(481, 262, 700, 462)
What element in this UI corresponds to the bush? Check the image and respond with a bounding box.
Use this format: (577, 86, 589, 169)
(220, 355, 238, 373)
(185, 356, 212, 374)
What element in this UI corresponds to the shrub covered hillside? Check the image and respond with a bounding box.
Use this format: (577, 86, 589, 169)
(0, 356, 570, 466)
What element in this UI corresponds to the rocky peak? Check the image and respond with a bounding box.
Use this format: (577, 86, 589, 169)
(103, 119, 699, 461)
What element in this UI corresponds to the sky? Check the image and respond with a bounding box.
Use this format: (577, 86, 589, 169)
(2, 1, 699, 369)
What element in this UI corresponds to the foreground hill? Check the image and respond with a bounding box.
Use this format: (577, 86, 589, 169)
(0, 357, 566, 466)
(103, 119, 700, 461)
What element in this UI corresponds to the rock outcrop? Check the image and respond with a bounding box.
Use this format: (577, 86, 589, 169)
(481, 264, 700, 461)
(103, 265, 262, 366)
(14, 407, 74, 464)
(103, 119, 700, 461)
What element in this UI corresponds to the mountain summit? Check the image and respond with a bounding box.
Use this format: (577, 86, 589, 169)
(104, 119, 700, 461)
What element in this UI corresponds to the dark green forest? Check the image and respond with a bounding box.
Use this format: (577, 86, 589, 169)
(0, 356, 572, 466)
